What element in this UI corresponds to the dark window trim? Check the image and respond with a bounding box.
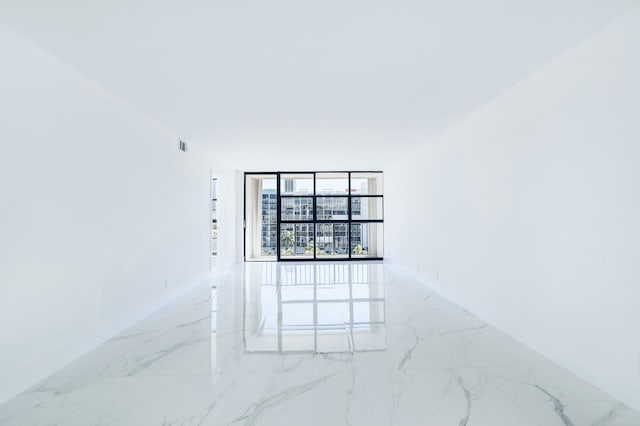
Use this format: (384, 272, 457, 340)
(244, 171, 383, 262)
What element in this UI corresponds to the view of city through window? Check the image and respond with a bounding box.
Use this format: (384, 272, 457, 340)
(245, 172, 383, 261)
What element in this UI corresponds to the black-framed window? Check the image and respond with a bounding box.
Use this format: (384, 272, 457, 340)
(244, 171, 383, 261)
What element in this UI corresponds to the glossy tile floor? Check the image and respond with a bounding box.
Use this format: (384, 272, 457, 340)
(1, 262, 639, 425)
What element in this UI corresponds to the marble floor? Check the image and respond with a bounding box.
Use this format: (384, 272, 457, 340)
(1, 262, 639, 426)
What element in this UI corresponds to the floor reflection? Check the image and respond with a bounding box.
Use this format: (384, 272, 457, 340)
(243, 262, 386, 354)
(3, 262, 640, 425)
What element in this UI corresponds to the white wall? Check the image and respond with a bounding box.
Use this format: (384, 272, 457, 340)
(0, 26, 214, 403)
(386, 6, 640, 410)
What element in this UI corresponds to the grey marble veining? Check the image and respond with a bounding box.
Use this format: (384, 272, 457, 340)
(1, 262, 639, 425)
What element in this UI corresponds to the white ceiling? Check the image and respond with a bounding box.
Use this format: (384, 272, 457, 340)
(2, 0, 638, 169)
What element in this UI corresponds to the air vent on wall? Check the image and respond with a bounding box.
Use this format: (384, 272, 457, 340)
(179, 140, 188, 152)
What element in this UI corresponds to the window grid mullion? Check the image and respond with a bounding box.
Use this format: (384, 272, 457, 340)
(267, 171, 383, 261)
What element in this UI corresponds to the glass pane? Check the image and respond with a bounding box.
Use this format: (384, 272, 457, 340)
(245, 174, 277, 260)
(316, 173, 349, 195)
(281, 197, 313, 221)
(316, 197, 348, 220)
(351, 197, 383, 220)
(316, 223, 349, 258)
(280, 174, 314, 195)
(350, 222, 384, 258)
(351, 172, 383, 195)
(280, 223, 315, 258)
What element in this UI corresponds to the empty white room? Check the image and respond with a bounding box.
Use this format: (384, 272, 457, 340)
(1, 0, 640, 425)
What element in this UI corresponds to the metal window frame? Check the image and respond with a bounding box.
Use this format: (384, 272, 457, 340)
(244, 171, 384, 262)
